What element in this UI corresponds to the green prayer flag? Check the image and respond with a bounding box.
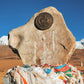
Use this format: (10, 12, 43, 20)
(66, 74, 73, 77)
(63, 68, 71, 73)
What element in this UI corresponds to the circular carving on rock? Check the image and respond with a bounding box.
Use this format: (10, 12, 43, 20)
(35, 12, 53, 30)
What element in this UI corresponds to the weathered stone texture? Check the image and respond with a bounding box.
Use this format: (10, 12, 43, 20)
(8, 7, 75, 65)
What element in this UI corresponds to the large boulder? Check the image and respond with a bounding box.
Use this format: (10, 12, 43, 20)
(8, 7, 75, 65)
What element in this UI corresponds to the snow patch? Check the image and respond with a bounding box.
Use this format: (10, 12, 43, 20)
(0, 36, 8, 45)
(76, 39, 84, 49)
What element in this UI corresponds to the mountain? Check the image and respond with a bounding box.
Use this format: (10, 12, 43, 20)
(0, 35, 84, 49)
(76, 39, 84, 49)
(69, 49, 84, 66)
(0, 36, 8, 45)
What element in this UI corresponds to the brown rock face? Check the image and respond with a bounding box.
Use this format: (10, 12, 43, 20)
(8, 7, 75, 65)
(69, 49, 84, 66)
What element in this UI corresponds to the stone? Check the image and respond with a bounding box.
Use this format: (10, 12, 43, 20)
(8, 7, 76, 65)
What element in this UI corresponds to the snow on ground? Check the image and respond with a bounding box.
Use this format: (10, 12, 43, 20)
(0, 36, 8, 45)
(76, 39, 84, 49)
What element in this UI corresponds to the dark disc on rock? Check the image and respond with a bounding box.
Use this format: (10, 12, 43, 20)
(35, 12, 53, 30)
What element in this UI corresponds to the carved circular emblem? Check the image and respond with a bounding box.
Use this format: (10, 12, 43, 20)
(35, 12, 53, 30)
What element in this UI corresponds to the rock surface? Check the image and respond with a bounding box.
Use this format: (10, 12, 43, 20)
(8, 7, 75, 65)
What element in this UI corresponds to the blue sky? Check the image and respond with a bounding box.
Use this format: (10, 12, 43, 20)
(0, 0, 84, 41)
